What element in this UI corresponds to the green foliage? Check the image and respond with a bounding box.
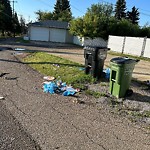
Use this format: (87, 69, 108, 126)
(35, 0, 72, 22)
(127, 6, 140, 25)
(69, 18, 84, 37)
(0, 0, 25, 36)
(13, 12, 21, 34)
(54, 0, 71, 14)
(53, 0, 72, 22)
(70, 3, 113, 39)
(139, 26, 150, 38)
(19, 16, 27, 34)
(85, 90, 107, 98)
(115, 0, 126, 20)
(35, 10, 54, 21)
(0, 0, 13, 35)
(0, 4, 5, 34)
(54, 10, 72, 22)
(87, 3, 113, 17)
(108, 18, 140, 37)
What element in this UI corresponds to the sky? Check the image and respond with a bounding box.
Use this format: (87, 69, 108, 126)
(12, 0, 150, 26)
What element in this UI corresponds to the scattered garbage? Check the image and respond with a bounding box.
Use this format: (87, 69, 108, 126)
(0, 96, 5, 100)
(79, 67, 85, 71)
(103, 68, 110, 79)
(72, 99, 85, 104)
(53, 64, 60, 67)
(15, 48, 26, 51)
(43, 78, 80, 96)
(63, 87, 79, 96)
(43, 76, 55, 81)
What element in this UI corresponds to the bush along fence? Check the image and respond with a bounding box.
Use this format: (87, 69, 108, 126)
(108, 35, 150, 58)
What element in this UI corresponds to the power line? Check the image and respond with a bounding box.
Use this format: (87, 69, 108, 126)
(34, 0, 54, 9)
(71, 5, 85, 15)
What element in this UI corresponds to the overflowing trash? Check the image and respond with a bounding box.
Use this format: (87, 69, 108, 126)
(42, 76, 80, 96)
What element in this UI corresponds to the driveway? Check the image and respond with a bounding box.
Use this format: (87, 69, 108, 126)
(0, 40, 150, 149)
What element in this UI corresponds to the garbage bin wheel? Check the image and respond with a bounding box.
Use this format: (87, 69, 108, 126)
(125, 89, 133, 97)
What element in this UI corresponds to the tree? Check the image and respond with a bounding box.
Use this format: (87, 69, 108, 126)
(115, 0, 126, 20)
(69, 18, 84, 37)
(53, 0, 72, 21)
(20, 16, 26, 34)
(13, 12, 21, 34)
(0, 4, 5, 35)
(127, 6, 140, 24)
(86, 3, 113, 18)
(0, 0, 13, 35)
(35, 10, 54, 21)
(70, 3, 113, 39)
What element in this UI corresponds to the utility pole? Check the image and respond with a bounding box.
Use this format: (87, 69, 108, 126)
(10, 0, 17, 37)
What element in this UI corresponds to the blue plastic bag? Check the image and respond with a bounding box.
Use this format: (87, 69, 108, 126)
(103, 68, 110, 79)
(43, 82, 57, 94)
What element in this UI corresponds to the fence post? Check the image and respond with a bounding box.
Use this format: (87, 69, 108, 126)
(122, 36, 126, 54)
(141, 36, 147, 57)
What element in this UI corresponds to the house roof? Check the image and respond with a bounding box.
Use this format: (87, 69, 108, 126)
(30, 20, 69, 29)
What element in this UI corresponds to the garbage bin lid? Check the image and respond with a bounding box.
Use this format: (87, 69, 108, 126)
(110, 57, 137, 64)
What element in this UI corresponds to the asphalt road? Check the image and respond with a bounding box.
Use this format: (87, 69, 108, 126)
(0, 46, 150, 149)
(0, 101, 41, 150)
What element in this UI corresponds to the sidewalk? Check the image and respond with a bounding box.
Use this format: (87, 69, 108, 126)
(0, 50, 150, 149)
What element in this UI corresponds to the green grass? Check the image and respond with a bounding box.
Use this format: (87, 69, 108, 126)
(23, 52, 96, 88)
(85, 90, 108, 98)
(108, 51, 150, 62)
(16, 37, 30, 43)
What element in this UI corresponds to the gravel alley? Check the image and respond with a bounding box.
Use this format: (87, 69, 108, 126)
(0, 41, 150, 150)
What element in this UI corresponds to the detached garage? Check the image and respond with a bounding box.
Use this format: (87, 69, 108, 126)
(28, 20, 73, 43)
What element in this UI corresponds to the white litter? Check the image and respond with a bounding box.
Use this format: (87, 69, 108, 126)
(0, 97, 5, 100)
(15, 48, 26, 51)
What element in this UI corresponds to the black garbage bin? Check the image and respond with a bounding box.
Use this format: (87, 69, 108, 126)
(84, 46, 108, 79)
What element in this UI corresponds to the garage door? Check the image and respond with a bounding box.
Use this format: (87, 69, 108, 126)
(30, 27, 49, 41)
(50, 28, 66, 43)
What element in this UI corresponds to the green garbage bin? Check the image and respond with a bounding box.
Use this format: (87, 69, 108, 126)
(109, 57, 139, 98)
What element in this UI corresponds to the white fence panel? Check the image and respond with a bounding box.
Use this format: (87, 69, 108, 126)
(144, 38, 150, 58)
(124, 37, 144, 56)
(73, 36, 83, 46)
(108, 35, 124, 53)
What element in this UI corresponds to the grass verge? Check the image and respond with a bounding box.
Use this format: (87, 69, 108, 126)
(23, 52, 96, 89)
(85, 90, 108, 98)
(16, 37, 30, 43)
